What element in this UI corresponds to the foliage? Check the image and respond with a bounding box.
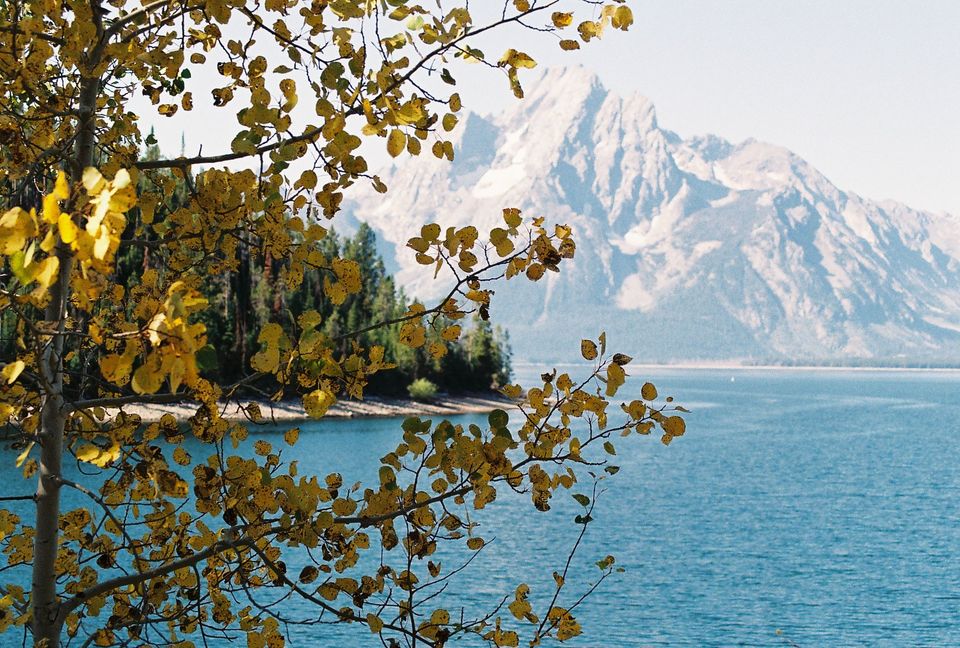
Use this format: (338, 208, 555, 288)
(406, 377, 438, 402)
(0, 1, 685, 647)
(99, 151, 512, 397)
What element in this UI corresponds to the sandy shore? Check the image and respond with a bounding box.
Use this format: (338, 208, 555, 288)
(109, 393, 514, 424)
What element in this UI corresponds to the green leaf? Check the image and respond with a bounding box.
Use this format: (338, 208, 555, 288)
(195, 345, 218, 371)
(230, 131, 257, 155)
(572, 493, 590, 507)
(8, 250, 30, 285)
(488, 409, 509, 428)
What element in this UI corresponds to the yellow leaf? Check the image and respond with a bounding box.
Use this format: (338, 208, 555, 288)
(168, 356, 185, 392)
(641, 382, 658, 401)
(296, 169, 318, 190)
(303, 389, 335, 418)
(173, 447, 191, 466)
(605, 363, 625, 397)
(366, 613, 383, 634)
(58, 212, 77, 244)
(76, 443, 121, 468)
(428, 341, 447, 359)
(578, 20, 600, 42)
(15, 442, 33, 468)
(490, 227, 515, 257)
(421, 223, 441, 241)
(0, 208, 35, 255)
(81, 167, 104, 194)
(284, 427, 299, 445)
(498, 48, 537, 69)
(440, 325, 461, 341)
(132, 362, 163, 394)
(395, 101, 424, 125)
(580, 340, 598, 361)
(386, 129, 405, 158)
(611, 6, 634, 30)
(42, 193, 60, 224)
(663, 416, 686, 438)
(1, 360, 25, 384)
(100, 351, 134, 384)
(92, 228, 111, 260)
(53, 171, 69, 200)
(30, 257, 58, 292)
(39, 228, 56, 253)
(399, 322, 426, 348)
(508, 584, 533, 621)
(551, 11, 573, 28)
(501, 383, 523, 399)
(157, 469, 188, 497)
(279, 78, 298, 112)
(548, 607, 582, 641)
(332, 257, 361, 293)
(332, 497, 356, 516)
(525, 263, 544, 280)
(251, 323, 284, 373)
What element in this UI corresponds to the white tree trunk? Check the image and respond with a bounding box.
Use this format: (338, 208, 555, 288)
(30, 72, 99, 647)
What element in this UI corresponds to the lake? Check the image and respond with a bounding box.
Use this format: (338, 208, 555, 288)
(3, 368, 960, 646)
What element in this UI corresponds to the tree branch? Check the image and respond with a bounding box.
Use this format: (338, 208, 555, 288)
(335, 484, 471, 528)
(0, 25, 66, 46)
(60, 535, 250, 618)
(67, 392, 188, 412)
(134, 2, 558, 170)
(246, 542, 433, 646)
(103, 0, 204, 40)
(0, 494, 35, 502)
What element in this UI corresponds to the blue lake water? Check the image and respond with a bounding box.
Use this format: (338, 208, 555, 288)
(3, 368, 960, 646)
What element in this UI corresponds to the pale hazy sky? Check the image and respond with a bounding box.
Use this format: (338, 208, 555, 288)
(461, 0, 960, 216)
(147, 1, 960, 215)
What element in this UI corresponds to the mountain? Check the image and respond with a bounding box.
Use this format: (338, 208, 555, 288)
(343, 67, 960, 364)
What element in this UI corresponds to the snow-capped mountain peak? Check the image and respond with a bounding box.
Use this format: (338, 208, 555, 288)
(346, 68, 960, 363)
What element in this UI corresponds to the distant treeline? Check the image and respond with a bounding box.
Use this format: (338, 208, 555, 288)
(116, 217, 511, 397)
(0, 153, 511, 398)
(198, 222, 511, 395)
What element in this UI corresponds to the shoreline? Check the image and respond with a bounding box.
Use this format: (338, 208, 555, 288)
(630, 363, 960, 373)
(514, 361, 960, 374)
(109, 393, 513, 424)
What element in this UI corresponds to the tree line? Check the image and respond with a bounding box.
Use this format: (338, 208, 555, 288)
(107, 156, 513, 398)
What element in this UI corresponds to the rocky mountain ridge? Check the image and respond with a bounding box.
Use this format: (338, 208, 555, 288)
(344, 67, 960, 364)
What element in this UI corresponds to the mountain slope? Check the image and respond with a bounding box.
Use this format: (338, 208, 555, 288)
(344, 67, 960, 363)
